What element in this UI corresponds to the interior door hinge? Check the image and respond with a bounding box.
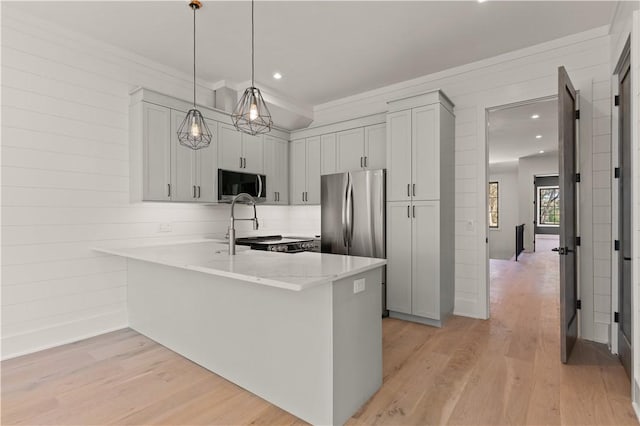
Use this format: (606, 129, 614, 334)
(615, 240, 620, 251)
(575, 110, 580, 120)
(614, 167, 620, 179)
(576, 300, 582, 310)
(576, 236, 581, 246)
(575, 173, 581, 183)
(614, 312, 620, 323)
(614, 95, 620, 107)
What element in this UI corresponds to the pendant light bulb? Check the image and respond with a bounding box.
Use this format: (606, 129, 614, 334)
(177, 0, 212, 150)
(249, 99, 259, 121)
(231, 0, 273, 135)
(190, 116, 201, 137)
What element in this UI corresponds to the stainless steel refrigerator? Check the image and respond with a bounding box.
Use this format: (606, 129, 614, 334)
(321, 169, 386, 313)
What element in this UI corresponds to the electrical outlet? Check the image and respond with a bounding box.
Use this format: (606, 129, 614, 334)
(353, 278, 366, 294)
(158, 223, 172, 233)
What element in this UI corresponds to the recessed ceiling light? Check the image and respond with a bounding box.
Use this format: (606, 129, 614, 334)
(539, 150, 545, 154)
(535, 135, 542, 139)
(531, 114, 540, 119)
(273, 72, 282, 80)
(478, 0, 487, 3)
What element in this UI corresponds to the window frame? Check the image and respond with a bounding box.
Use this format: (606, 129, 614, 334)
(537, 185, 560, 227)
(488, 181, 499, 229)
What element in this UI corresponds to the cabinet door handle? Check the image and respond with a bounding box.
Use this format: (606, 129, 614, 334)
(360, 157, 363, 168)
(407, 205, 410, 218)
(244, 158, 247, 169)
(412, 184, 416, 197)
(198, 186, 201, 199)
(168, 184, 171, 198)
(413, 205, 415, 218)
(365, 156, 368, 168)
(193, 185, 196, 198)
(240, 157, 243, 168)
(407, 184, 410, 197)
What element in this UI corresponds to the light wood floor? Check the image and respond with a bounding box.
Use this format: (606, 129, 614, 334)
(2, 242, 637, 425)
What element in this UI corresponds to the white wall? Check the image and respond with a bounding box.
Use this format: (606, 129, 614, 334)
(0, 7, 321, 359)
(517, 154, 559, 252)
(312, 25, 612, 341)
(488, 170, 518, 260)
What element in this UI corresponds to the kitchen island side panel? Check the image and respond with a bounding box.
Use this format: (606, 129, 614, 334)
(332, 267, 383, 425)
(127, 259, 334, 425)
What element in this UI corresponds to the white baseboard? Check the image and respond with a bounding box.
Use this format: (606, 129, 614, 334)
(1, 309, 128, 360)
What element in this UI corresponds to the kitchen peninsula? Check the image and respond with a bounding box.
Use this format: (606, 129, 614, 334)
(95, 239, 386, 425)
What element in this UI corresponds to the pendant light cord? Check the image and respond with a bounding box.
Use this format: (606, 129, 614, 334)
(193, 3, 197, 108)
(251, 0, 254, 88)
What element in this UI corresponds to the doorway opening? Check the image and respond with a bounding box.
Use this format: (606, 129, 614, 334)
(487, 96, 559, 262)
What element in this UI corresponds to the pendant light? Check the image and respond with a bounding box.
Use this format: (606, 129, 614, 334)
(231, 0, 273, 135)
(177, 0, 212, 150)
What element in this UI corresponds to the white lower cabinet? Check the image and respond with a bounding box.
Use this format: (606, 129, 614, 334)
(387, 200, 452, 326)
(264, 135, 289, 204)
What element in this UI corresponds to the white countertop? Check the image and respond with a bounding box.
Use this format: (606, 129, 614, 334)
(94, 239, 386, 291)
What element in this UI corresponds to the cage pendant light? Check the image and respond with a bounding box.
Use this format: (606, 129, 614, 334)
(177, 0, 212, 150)
(231, 0, 273, 135)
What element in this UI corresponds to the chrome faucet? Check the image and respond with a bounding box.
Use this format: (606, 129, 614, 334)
(228, 193, 259, 255)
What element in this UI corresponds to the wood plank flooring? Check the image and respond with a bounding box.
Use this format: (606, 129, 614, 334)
(2, 241, 637, 425)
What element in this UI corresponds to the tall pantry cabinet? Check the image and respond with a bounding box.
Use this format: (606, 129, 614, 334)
(386, 90, 455, 327)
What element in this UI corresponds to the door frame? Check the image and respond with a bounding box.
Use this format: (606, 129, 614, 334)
(611, 37, 630, 358)
(484, 94, 559, 319)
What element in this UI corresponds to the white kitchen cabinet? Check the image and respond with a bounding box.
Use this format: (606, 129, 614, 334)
(336, 125, 387, 173)
(386, 110, 413, 201)
(386, 202, 413, 314)
(264, 135, 289, 204)
(170, 110, 218, 202)
(387, 95, 452, 203)
(385, 90, 455, 327)
(218, 123, 263, 173)
(336, 128, 365, 172)
(364, 123, 386, 170)
(141, 102, 172, 201)
(290, 137, 321, 205)
(321, 133, 337, 175)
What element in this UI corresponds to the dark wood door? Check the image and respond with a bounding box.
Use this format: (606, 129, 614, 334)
(558, 66, 578, 364)
(617, 47, 632, 377)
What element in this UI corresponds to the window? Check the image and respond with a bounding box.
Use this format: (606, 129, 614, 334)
(489, 181, 499, 228)
(537, 186, 560, 226)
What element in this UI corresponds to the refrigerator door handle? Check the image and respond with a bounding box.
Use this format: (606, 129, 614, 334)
(346, 173, 354, 246)
(342, 174, 349, 246)
(257, 174, 263, 198)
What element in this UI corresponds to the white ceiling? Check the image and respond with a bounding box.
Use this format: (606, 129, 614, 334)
(8, 1, 616, 110)
(488, 97, 558, 167)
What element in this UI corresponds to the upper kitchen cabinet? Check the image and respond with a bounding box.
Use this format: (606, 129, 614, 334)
(170, 109, 218, 202)
(320, 133, 337, 175)
(290, 136, 321, 205)
(336, 124, 386, 173)
(386, 91, 454, 202)
(263, 135, 289, 204)
(218, 123, 264, 174)
(130, 88, 228, 203)
(136, 102, 171, 201)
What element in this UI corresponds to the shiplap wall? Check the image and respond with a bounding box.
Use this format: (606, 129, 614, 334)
(312, 26, 612, 341)
(0, 7, 320, 359)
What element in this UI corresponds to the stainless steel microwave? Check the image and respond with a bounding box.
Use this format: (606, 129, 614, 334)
(218, 169, 267, 202)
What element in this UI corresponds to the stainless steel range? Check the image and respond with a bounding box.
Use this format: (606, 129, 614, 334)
(235, 235, 318, 253)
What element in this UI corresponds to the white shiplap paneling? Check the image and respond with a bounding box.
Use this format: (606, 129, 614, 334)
(0, 8, 319, 359)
